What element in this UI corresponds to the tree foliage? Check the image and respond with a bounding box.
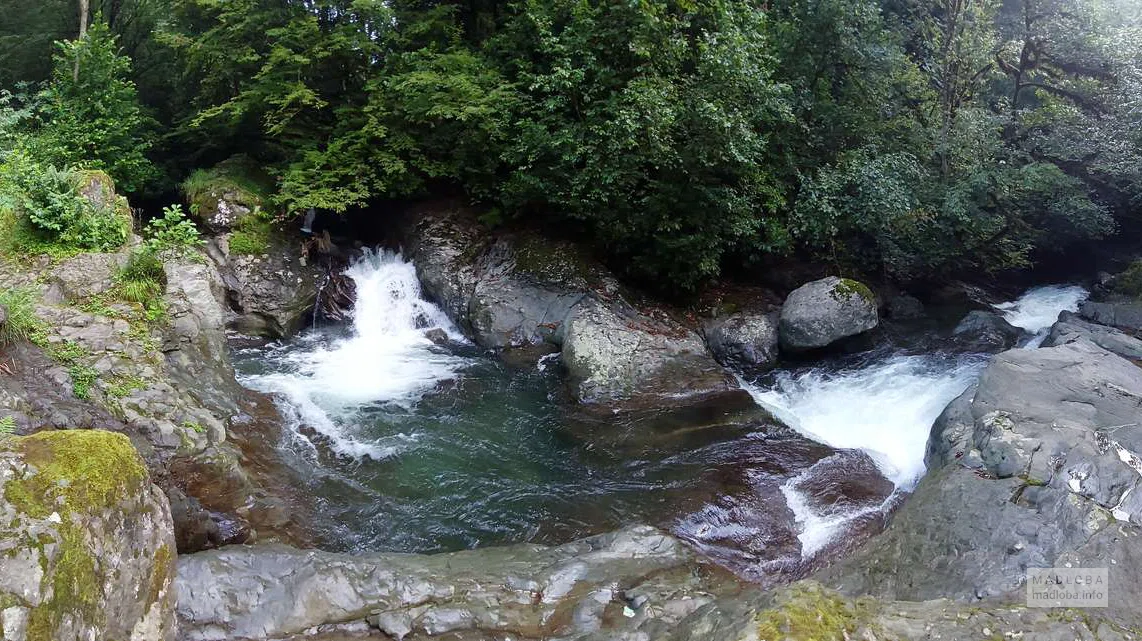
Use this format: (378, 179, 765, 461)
(0, 0, 1140, 291)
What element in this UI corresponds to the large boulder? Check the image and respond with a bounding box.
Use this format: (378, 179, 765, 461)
(562, 300, 744, 407)
(176, 525, 739, 641)
(0, 430, 177, 641)
(206, 235, 323, 339)
(779, 277, 878, 351)
(47, 251, 129, 301)
(820, 339, 1142, 623)
(1079, 299, 1142, 334)
(703, 312, 780, 370)
(397, 204, 741, 409)
(1042, 310, 1142, 360)
(950, 310, 1026, 352)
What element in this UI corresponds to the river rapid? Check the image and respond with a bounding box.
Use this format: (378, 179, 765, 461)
(233, 250, 1088, 583)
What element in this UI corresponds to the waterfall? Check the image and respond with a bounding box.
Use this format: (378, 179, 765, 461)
(744, 283, 1088, 558)
(993, 284, 1089, 348)
(239, 249, 468, 460)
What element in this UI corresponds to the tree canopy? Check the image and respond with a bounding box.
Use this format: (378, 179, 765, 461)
(1, 0, 1140, 292)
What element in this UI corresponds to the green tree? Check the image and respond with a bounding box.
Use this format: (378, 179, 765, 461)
(34, 22, 159, 193)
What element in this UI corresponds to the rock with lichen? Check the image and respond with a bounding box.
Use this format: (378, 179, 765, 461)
(779, 276, 878, 351)
(0, 429, 177, 641)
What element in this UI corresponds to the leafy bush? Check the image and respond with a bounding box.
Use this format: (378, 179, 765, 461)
(113, 249, 167, 322)
(0, 153, 131, 253)
(144, 204, 202, 258)
(0, 287, 43, 346)
(0, 416, 15, 436)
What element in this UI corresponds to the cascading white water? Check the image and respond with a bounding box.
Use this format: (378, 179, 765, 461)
(240, 249, 469, 460)
(743, 354, 985, 556)
(993, 284, 1089, 348)
(744, 283, 1088, 558)
(746, 354, 986, 488)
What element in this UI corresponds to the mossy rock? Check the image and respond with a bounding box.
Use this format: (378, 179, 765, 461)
(1, 430, 175, 641)
(1112, 259, 1142, 299)
(4, 429, 149, 518)
(511, 233, 605, 289)
(182, 156, 275, 233)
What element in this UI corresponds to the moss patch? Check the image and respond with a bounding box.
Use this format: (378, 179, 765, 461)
(228, 212, 276, 256)
(831, 278, 875, 304)
(4, 430, 148, 518)
(512, 233, 598, 287)
(4, 430, 150, 641)
(756, 585, 876, 641)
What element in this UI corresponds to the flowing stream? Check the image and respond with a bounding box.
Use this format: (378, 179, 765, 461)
(235, 251, 1088, 580)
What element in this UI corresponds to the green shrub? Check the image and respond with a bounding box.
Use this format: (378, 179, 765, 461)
(112, 249, 167, 320)
(0, 416, 15, 435)
(0, 153, 131, 254)
(144, 204, 202, 258)
(0, 287, 43, 346)
(1113, 259, 1142, 299)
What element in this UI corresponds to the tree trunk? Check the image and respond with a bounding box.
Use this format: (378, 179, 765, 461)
(73, 0, 89, 81)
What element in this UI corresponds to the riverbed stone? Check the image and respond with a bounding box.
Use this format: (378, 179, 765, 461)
(176, 525, 740, 641)
(779, 277, 878, 351)
(950, 309, 1026, 351)
(562, 300, 742, 407)
(0, 430, 177, 641)
(703, 312, 780, 370)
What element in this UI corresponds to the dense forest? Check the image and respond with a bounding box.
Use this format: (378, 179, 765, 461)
(1, 0, 1140, 293)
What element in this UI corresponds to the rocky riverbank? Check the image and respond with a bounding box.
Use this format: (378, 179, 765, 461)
(4, 195, 1142, 640)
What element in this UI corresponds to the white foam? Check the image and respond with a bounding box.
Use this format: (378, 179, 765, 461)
(779, 467, 890, 558)
(742, 353, 984, 559)
(994, 284, 1088, 347)
(744, 354, 984, 488)
(240, 248, 469, 460)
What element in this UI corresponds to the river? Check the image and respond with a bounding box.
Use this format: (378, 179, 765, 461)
(233, 250, 1088, 582)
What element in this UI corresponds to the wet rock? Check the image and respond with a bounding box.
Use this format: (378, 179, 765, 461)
(886, 293, 925, 320)
(176, 525, 740, 641)
(163, 257, 244, 419)
(0, 303, 7, 335)
(821, 339, 1142, 622)
(0, 430, 176, 641)
(562, 300, 743, 408)
(950, 310, 1026, 351)
(790, 451, 894, 515)
(703, 312, 780, 370)
(397, 203, 740, 410)
(207, 235, 324, 339)
(670, 582, 1135, 641)
(1042, 310, 1142, 360)
(929, 281, 1005, 311)
(779, 277, 878, 351)
(1079, 299, 1142, 333)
